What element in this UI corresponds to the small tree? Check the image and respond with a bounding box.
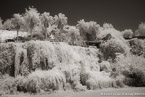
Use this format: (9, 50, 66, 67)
(135, 22, 145, 36)
(122, 29, 133, 39)
(100, 39, 125, 62)
(63, 25, 80, 45)
(40, 12, 54, 39)
(52, 13, 68, 42)
(103, 23, 114, 29)
(24, 7, 40, 39)
(54, 13, 67, 30)
(77, 19, 100, 41)
(3, 19, 14, 30)
(11, 13, 24, 41)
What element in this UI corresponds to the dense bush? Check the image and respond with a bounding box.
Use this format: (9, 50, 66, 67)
(3, 19, 14, 30)
(0, 43, 15, 76)
(128, 38, 145, 57)
(100, 39, 126, 61)
(135, 22, 145, 36)
(0, 43, 28, 77)
(80, 68, 114, 90)
(115, 54, 145, 87)
(20, 69, 66, 93)
(0, 75, 17, 95)
(26, 41, 100, 72)
(97, 23, 130, 62)
(63, 25, 80, 45)
(32, 32, 44, 40)
(122, 29, 133, 39)
(77, 19, 100, 41)
(99, 61, 111, 72)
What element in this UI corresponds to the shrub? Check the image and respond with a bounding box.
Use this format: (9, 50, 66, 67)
(100, 39, 126, 61)
(80, 68, 113, 90)
(20, 69, 66, 93)
(99, 61, 111, 72)
(122, 29, 133, 39)
(32, 32, 44, 40)
(135, 22, 145, 36)
(98, 24, 130, 61)
(63, 25, 80, 45)
(27, 41, 100, 72)
(128, 38, 145, 57)
(0, 75, 17, 95)
(3, 19, 14, 30)
(0, 43, 15, 76)
(0, 43, 28, 77)
(77, 19, 100, 41)
(115, 54, 145, 87)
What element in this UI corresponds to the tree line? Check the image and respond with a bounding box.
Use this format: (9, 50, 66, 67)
(0, 7, 145, 45)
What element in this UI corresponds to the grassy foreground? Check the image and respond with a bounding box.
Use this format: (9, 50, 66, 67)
(4, 87, 145, 97)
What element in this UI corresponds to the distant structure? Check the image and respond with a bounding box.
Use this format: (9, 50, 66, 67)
(85, 41, 101, 48)
(133, 35, 145, 39)
(5, 38, 15, 42)
(85, 33, 112, 48)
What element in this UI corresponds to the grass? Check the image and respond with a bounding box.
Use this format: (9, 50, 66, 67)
(5, 87, 145, 97)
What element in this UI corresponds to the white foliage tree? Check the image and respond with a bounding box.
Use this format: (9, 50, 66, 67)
(24, 7, 40, 39)
(54, 13, 67, 29)
(63, 25, 80, 45)
(11, 13, 24, 41)
(40, 12, 54, 39)
(3, 19, 14, 30)
(135, 22, 145, 36)
(77, 19, 100, 41)
(103, 23, 114, 29)
(122, 29, 133, 39)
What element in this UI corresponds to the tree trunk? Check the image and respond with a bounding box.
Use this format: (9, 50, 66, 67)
(45, 28, 47, 40)
(16, 29, 19, 42)
(30, 28, 33, 39)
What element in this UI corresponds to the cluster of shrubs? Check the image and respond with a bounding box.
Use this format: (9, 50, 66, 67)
(113, 54, 145, 87)
(0, 41, 127, 95)
(0, 6, 145, 96)
(128, 38, 145, 57)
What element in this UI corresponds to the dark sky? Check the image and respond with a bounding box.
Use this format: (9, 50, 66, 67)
(0, 0, 145, 31)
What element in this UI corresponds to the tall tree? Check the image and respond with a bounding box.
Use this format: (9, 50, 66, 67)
(53, 13, 68, 42)
(54, 13, 67, 30)
(77, 19, 100, 41)
(11, 13, 24, 41)
(24, 7, 40, 39)
(63, 25, 80, 45)
(40, 12, 53, 39)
